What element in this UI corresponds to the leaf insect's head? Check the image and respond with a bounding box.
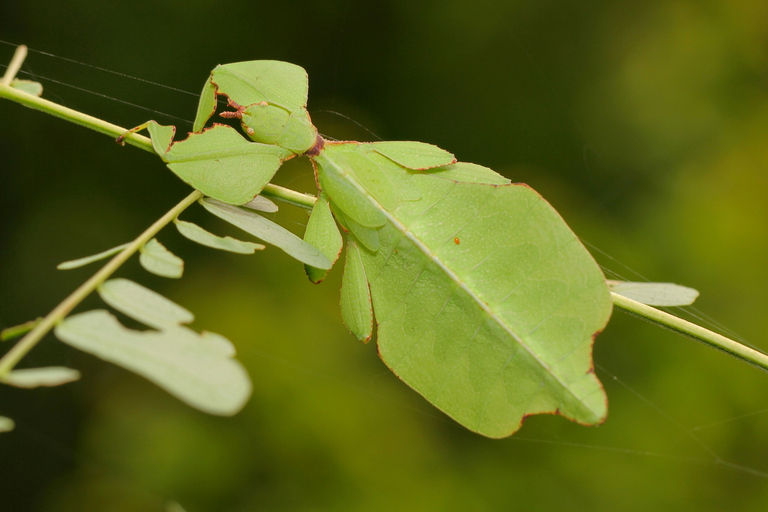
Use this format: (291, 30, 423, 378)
(224, 98, 318, 156)
(194, 60, 319, 156)
(220, 99, 290, 142)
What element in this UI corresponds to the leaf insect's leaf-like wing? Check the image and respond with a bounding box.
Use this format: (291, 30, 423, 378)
(303, 193, 343, 283)
(140, 239, 184, 278)
(98, 278, 194, 330)
(331, 205, 379, 252)
(155, 124, 291, 205)
(57, 243, 131, 270)
(364, 175, 612, 438)
(314, 147, 612, 437)
(316, 147, 386, 228)
(200, 198, 332, 269)
(340, 240, 373, 343)
(370, 141, 456, 170)
(55, 310, 252, 416)
(175, 219, 265, 254)
(337, 151, 403, 211)
(428, 162, 511, 185)
(1, 367, 81, 388)
(608, 281, 700, 307)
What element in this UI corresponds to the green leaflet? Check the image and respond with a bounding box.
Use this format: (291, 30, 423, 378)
(175, 219, 265, 254)
(57, 242, 131, 270)
(140, 238, 184, 278)
(98, 278, 194, 330)
(303, 193, 343, 283)
(0, 416, 14, 433)
(1, 319, 40, 341)
(608, 281, 699, 307)
(55, 310, 251, 416)
(1, 367, 81, 388)
(10, 79, 43, 96)
(200, 198, 332, 269)
(340, 240, 373, 342)
(241, 195, 279, 213)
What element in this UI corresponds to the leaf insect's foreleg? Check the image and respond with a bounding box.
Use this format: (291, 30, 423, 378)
(219, 98, 269, 139)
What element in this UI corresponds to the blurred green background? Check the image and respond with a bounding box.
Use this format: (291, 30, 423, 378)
(2, 0, 768, 510)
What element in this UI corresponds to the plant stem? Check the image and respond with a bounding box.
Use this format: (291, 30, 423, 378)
(0, 190, 202, 377)
(611, 292, 768, 373)
(1, 45, 27, 86)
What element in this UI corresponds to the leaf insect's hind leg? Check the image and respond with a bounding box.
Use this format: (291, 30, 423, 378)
(115, 121, 155, 146)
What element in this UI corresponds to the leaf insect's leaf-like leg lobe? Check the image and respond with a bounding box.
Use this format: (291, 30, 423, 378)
(340, 240, 373, 343)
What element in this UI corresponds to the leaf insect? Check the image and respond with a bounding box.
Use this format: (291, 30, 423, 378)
(123, 60, 613, 438)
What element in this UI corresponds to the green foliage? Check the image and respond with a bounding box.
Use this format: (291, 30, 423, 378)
(174, 219, 265, 254)
(608, 281, 699, 306)
(199, 198, 332, 269)
(0, 367, 81, 388)
(55, 279, 251, 416)
(139, 238, 184, 278)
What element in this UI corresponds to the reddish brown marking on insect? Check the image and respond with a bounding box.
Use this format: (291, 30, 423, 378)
(219, 98, 246, 119)
(454, 237, 460, 245)
(304, 134, 326, 156)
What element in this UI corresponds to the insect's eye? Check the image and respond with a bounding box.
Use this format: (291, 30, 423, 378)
(246, 127, 255, 135)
